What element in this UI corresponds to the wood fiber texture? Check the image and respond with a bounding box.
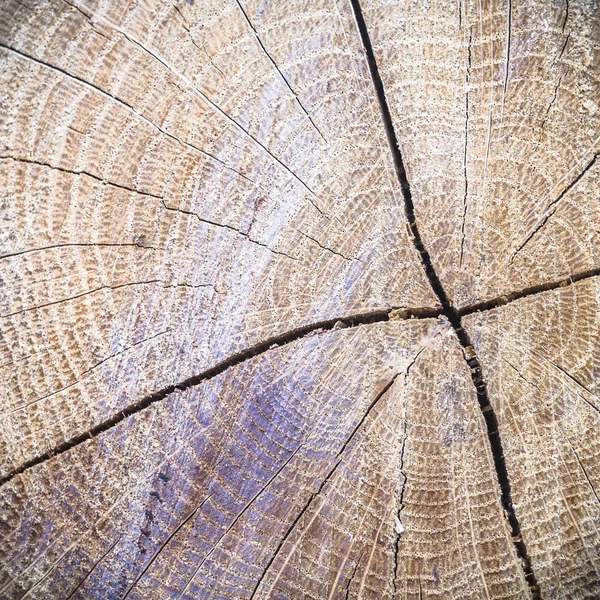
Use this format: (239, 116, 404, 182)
(0, 0, 599, 599)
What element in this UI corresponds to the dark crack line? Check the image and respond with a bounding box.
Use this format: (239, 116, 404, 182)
(65, 536, 123, 600)
(528, 350, 600, 414)
(249, 371, 403, 599)
(391, 348, 422, 598)
(539, 70, 566, 135)
(349, 1, 541, 596)
(348, 0, 454, 314)
(392, 419, 407, 600)
(58, 0, 331, 219)
(161, 199, 298, 260)
(510, 153, 598, 261)
(298, 230, 355, 261)
(2, 280, 214, 319)
(0, 306, 440, 488)
(234, 0, 327, 144)
(344, 558, 361, 600)
(0, 155, 163, 199)
(121, 492, 215, 599)
(459, 27, 472, 269)
(566, 438, 600, 507)
(9, 329, 172, 416)
(502, 0, 512, 110)
(177, 446, 303, 599)
(0, 41, 261, 190)
(562, 0, 569, 32)
(0, 242, 161, 261)
(460, 265, 600, 316)
(551, 32, 570, 69)
(171, 4, 225, 77)
(503, 358, 542, 395)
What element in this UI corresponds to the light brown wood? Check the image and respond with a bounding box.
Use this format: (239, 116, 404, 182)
(0, 0, 599, 598)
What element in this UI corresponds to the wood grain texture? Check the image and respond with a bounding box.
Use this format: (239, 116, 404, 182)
(0, 0, 436, 476)
(464, 280, 600, 599)
(1, 0, 599, 598)
(362, 0, 600, 307)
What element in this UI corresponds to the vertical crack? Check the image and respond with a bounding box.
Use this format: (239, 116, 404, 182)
(502, 0, 512, 114)
(460, 26, 472, 268)
(349, 1, 541, 597)
(392, 417, 408, 600)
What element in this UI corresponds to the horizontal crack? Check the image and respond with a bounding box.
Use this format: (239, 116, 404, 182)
(0, 155, 163, 198)
(460, 266, 600, 316)
(161, 200, 298, 260)
(0, 305, 440, 488)
(0, 242, 161, 261)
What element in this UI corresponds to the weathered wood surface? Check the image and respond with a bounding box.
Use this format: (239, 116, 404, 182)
(0, 0, 599, 598)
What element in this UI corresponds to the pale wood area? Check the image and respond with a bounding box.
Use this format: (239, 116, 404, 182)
(0, 0, 599, 599)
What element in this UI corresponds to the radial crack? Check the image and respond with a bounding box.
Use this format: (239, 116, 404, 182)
(510, 152, 598, 261)
(298, 230, 355, 261)
(161, 199, 298, 260)
(460, 265, 600, 316)
(0, 241, 161, 261)
(566, 438, 600, 506)
(501, 0, 512, 116)
(459, 27, 472, 268)
(234, 0, 327, 143)
(61, 0, 331, 219)
(250, 371, 403, 598)
(0, 154, 163, 199)
(0, 305, 441, 488)
(349, 1, 541, 595)
(0, 41, 261, 189)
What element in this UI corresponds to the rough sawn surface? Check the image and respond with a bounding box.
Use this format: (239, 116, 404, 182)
(0, 0, 599, 599)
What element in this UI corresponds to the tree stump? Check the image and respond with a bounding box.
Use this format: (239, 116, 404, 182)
(1, 0, 599, 598)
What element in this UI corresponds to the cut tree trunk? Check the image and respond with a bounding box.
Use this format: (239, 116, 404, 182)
(1, 0, 599, 598)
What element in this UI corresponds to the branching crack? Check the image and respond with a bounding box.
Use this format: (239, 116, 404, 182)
(6, 4, 599, 596)
(349, 1, 541, 596)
